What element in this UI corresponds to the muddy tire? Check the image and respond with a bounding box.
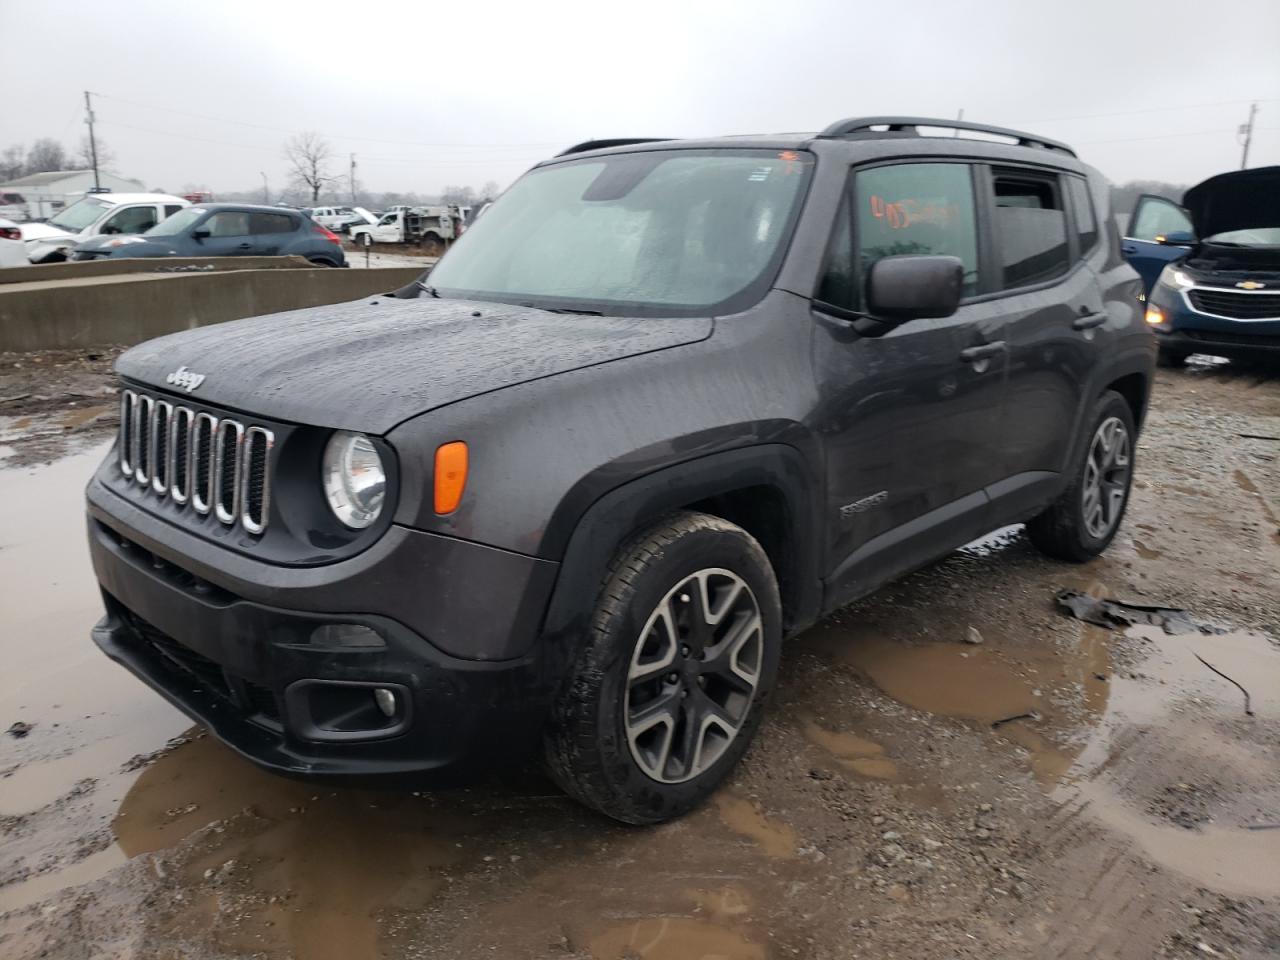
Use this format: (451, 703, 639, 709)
(1027, 390, 1136, 562)
(544, 512, 781, 824)
(1157, 346, 1188, 368)
(419, 232, 443, 257)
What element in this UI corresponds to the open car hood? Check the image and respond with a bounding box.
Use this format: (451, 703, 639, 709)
(1183, 166, 1280, 239)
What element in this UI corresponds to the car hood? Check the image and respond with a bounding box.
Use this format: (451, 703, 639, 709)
(74, 236, 171, 255)
(1183, 165, 1280, 238)
(21, 222, 77, 244)
(116, 296, 714, 433)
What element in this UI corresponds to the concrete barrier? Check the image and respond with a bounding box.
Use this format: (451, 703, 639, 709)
(0, 255, 323, 286)
(0, 264, 425, 352)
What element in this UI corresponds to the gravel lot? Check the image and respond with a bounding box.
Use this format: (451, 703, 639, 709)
(1, 356, 1277, 959)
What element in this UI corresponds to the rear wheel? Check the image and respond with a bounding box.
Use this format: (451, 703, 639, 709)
(545, 512, 781, 824)
(1027, 391, 1136, 562)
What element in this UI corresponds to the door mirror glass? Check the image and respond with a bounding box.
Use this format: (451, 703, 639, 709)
(866, 255, 964, 324)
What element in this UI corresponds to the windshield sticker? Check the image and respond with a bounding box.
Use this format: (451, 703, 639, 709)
(748, 166, 773, 182)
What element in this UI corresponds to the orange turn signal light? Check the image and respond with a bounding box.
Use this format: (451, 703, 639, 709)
(434, 441, 468, 514)
(1144, 306, 1165, 326)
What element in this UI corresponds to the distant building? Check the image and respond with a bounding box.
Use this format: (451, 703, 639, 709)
(0, 169, 147, 220)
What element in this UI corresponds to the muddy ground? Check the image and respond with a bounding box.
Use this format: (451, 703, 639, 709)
(1, 358, 1277, 960)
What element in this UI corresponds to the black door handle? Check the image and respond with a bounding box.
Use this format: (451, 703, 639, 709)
(236, 242, 253, 250)
(1072, 313, 1107, 331)
(959, 341, 1005, 362)
(1121, 244, 1138, 255)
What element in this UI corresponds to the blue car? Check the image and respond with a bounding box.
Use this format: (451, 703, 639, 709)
(1123, 166, 1279, 366)
(71, 203, 347, 267)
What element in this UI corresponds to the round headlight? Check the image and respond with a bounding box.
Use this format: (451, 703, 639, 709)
(322, 431, 386, 529)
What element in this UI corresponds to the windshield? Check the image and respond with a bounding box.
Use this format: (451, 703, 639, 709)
(48, 197, 111, 232)
(426, 149, 813, 315)
(1206, 227, 1280, 247)
(145, 207, 205, 237)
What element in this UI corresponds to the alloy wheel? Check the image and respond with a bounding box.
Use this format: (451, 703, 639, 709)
(1081, 415, 1132, 540)
(623, 568, 763, 784)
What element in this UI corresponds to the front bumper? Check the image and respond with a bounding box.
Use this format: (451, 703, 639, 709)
(87, 474, 562, 783)
(1149, 283, 1280, 359)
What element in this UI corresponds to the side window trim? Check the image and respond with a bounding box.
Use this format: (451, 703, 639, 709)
(1067, 175, 1099, 259)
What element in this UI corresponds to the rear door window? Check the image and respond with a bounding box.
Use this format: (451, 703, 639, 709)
(250, 213, 296, 234)
(991, 171, 1069, 287)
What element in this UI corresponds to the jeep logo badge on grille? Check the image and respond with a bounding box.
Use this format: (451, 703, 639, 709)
(165, 366, 206, 393)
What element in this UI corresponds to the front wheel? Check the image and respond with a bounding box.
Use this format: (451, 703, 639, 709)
(545, 512, 781, 824)
(1027, 390, 1136, 562)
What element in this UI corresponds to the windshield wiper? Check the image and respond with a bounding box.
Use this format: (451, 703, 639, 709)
(540, 305, 604, 316)
(418, 283, 440, 297)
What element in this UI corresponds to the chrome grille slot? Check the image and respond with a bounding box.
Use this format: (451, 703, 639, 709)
(214, 419, 244, 524)
(134, 395, 154, 485)
(151, 401, 172, 494)
(119, 390, 136, 475)
(191, 413, 217, 515)
(169, 407, 194, 504)
(113, 390, 273, 535)
(241, 427, 273, 534)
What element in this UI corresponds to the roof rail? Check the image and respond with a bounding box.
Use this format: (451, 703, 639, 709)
(816, 116, 1075, 157)
(556, 138, 673, 157)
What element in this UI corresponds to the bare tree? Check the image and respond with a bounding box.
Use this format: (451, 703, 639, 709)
(440, 184, 477, 205)
(25, 138, 68, 174)
(0, 145, 25, 181)
(73, 135, 116, 173)
(480, 180, 502, 202)
(283, 132, 336, 203)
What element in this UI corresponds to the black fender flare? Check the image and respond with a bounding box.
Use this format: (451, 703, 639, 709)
(537, 443, 824, 670)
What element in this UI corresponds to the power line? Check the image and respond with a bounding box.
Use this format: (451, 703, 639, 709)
(90, 90, 562, 150)
(1019, 97, 1280, 126)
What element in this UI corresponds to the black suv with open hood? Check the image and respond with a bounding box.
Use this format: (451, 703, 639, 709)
(87, 117, 1154, 824)
(1123, 165, 1280, 366)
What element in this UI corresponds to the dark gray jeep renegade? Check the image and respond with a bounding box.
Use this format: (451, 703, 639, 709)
(86, 117, 1154, 823)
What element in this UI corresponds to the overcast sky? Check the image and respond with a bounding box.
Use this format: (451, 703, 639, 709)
(3, 0, 1278, 198)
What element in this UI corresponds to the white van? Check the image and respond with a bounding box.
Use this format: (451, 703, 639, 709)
(21, 193, 190, 263)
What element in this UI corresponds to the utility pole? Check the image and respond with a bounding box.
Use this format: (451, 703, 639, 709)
(260, 171, 269, 204)
(84, 91, 100, 190)
(1239, 102, 1258, 170)
(349, 153, 357, 203)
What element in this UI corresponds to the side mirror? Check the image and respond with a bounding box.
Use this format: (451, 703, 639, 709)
(1155, 230, 1196, 246)
(865, 255, 964, 326)
(191, 228, 210, 240)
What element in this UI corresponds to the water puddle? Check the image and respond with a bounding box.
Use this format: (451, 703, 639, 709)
(713, 794, 797, 859)
(802, 721, 898, 780)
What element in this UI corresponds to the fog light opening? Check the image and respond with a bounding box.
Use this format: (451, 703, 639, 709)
(374, 687, 397, 718)
(1145, 306, 1166, 326)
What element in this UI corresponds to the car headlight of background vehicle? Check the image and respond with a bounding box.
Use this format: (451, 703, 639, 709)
(322, 431, 386, 529)
(1157, 265, 1194, 290)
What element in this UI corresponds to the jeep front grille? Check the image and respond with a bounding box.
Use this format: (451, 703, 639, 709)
(119, 389, 273, 534)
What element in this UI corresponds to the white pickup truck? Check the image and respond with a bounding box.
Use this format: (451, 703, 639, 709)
(348, 205, 469, 251)
(21, 193, 189, 263)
